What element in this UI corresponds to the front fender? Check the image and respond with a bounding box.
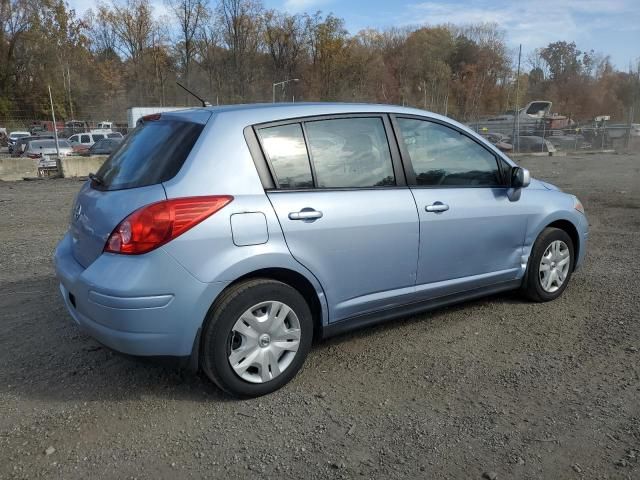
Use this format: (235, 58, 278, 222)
(521, 189, 588, 270)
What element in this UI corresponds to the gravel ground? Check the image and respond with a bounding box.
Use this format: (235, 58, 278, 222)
(0, 152, 638, 479)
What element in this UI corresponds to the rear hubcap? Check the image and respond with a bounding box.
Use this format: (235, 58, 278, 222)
(227, 301, 301, 384)
(539, 240, 571, 293)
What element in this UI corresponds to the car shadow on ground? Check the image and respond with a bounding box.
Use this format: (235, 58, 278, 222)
(0, 275, 526, 404)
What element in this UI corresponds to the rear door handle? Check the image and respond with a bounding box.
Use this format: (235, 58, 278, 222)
(425, 202, 449, 213)
(288, 209, 323, 220)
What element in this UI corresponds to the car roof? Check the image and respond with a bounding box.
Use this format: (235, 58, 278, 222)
(159, 102, 516, 167)
(29, 138, 68, 145)
(163, 102, 478, 135)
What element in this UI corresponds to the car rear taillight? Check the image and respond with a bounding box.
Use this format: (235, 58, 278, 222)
(104, 196, 233, 255)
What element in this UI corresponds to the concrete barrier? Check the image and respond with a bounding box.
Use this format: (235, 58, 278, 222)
(0, 155, 108, 181)
(61, 156, 107, 178)
(0, 156, 39, 181)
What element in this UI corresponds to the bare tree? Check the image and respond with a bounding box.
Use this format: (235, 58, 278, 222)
(167, 0, 208, 92)
(263, 10, 306, 82)
(217, 0, 263, 100)
(197, 18, 224, 101)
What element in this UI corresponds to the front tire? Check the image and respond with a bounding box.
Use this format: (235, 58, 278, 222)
(522, 227, 575, 302)
(201, 279, 313, 398)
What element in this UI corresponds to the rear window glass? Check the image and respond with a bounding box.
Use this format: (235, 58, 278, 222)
(95, 119, 203, 190)
(258, 124, 313, 189)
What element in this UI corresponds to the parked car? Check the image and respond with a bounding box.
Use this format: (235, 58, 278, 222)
(11, 135, 54, 156)
(61, 120, 89, 138)
(68, 132, 108, 151)
(54, 104, 588, 397)
(481, 132, 513, 152)
(23, 139, 72, 159)
(82, 138, 122, 156)
(514, 135, 556, 153)
(7, 131, 30, 153)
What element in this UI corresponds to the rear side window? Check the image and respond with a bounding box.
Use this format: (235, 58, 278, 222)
(95, 119, 203, 191)
(257, 116, 396, 189)
(258, 124, 313, 189)
(92, 134, 106, 141)
(304, 118, 395, 188)
(80, 135, 90, 143)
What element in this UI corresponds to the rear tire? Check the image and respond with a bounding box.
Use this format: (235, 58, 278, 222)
(522, 227, 575, 302)
(200, 278, 313, 398)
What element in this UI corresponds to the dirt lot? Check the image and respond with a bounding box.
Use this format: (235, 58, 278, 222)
(0, 152, 639, 479)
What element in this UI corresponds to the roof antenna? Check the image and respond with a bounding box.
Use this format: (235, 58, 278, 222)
(176, 81, 212, 107)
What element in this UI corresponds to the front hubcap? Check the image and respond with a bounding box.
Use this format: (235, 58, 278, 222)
(228, 301, 301, 384)
(539, 240, 571, 293)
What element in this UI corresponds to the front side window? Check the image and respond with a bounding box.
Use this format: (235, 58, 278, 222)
(258, 123, 313, 189)
(397, 118, 501, 187)
(304, 118, 395, 188)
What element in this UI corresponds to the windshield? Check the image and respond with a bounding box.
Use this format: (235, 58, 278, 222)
(94, 118, 203, 191)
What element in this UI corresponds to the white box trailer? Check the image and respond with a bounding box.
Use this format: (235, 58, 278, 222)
(127, 107, 188, 129)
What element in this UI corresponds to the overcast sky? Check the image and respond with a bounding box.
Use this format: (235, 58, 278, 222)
(68, 0, 639, 69)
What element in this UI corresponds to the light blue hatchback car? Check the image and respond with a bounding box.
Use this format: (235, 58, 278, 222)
(54, 103, 588, 397)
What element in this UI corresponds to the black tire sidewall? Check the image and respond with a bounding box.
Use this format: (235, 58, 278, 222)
(527, 228, 575, 302)
(201, 280, 313, 398)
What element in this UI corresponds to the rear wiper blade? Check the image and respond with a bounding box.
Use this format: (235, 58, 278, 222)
(88, 173, 103, 185)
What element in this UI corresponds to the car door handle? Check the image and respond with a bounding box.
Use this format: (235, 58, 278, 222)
(425, 202, 449, 213)
(288, 209, 323, 220)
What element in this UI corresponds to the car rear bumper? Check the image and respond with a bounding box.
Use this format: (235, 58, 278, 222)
(54, 232, 229, 357)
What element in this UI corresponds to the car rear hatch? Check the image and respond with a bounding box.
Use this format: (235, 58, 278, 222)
(69, 110, 211, 268)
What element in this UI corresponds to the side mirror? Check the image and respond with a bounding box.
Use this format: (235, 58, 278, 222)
(511, 167, 531, 189)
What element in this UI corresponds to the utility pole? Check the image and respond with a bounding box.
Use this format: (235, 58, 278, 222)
(67, 65, 74, 120)
(511, 44, 522, 153)
(48, 85, 62, 176)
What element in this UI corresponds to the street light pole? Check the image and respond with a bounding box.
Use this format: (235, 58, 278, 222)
(272, 78, 300, 103)
(48, 85, 62, 176)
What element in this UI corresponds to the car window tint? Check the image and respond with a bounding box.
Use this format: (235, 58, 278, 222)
(80, 135, 90, 143)
(95, 118, 203, 191)
(397, 118, 500, 187)
(259, 123, 313, 189)
(304, 118, 395, 188)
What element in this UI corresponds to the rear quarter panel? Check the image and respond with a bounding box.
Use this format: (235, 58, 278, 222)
(161, 112, 330, 325)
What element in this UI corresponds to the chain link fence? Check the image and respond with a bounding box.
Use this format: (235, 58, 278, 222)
(2, 104, 639, 155)
(466, 107, 640, 155)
